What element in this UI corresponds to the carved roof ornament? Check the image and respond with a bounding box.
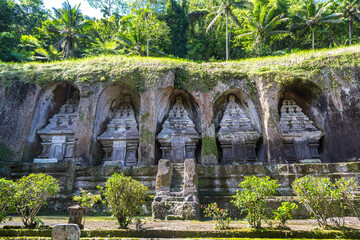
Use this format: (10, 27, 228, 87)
(219, 95, 257, 134)
(97, 95, 139, 166)
(35, 99, 79, 163)
(98, 95, 139, 140)
(217, 95, 260, 164)
(38, 100, 79, 134)
(158, 96, 198, 138)
(280, 100, 323, 141)
(157, 96, 200, 163)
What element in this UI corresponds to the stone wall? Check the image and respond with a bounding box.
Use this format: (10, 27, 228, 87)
(1, 160, 358, 218)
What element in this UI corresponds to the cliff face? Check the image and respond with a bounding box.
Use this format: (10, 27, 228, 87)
(0, 46, 359, 165)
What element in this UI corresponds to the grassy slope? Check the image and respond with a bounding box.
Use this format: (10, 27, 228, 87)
(0, 45, 359, 92)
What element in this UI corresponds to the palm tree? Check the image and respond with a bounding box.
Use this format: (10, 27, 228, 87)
(51, 1, 90, 59)
(291, 0, 342, 50)
(339, 0, 360, 45)
(206, 0, 248, 61)
(239, 1, 290, 53)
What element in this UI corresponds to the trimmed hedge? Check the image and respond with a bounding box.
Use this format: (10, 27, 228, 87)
(1, 228, 360, 239)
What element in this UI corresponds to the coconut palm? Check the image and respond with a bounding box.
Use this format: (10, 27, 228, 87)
(239, 1, 290, 53)
(291, 0, 342, 50)
(51, 1, 90, 59)
(206, 0, 248, 61)
(339, 0, 360, 45)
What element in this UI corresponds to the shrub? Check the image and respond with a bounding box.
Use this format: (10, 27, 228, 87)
(231, 176, 279, 228)
(273, 202, 298, 228)
(98, 173, 148, 229)
(202, 203, 231, 230)
(0, 178, 16, 223)
(331, 177, 359, 227)
(73, 189, 101, 211)
(292, 176, 359, 229)
(73, 189, 101, 227)
(14, 173, 59, 228)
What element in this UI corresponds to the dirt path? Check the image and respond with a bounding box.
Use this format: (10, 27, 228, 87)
(1, 216, 360, 231)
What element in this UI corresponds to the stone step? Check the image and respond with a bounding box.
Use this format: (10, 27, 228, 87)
(170, 187, 183, 192)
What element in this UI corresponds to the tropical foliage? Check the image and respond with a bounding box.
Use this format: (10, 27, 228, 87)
(0, 0, 359, 62)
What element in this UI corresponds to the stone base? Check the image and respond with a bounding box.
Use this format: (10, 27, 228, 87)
(103, 160, 123, 166)
(299, 159, 322, 163)
(34, 158, 58, 163)
(52, 224, 80, 240)
(152, 196, 199, 220)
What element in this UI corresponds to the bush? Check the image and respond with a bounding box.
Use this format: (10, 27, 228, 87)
(14, 173, 59, 228)
(331, 177, 359, 227)
(0, 178, 16, 223)
(73, 189, 101, 211)
(98, 173, 148, 229)
(292, 176, 359, 229)
(202, 203, 231, 230)
(273, 202, 298, 228)
(231, 176, 279, 228)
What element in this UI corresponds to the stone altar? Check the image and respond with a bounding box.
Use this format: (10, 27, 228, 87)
(157, 96, 200, 163)
(217, 95, 261, 164)
(35, 101, 78, 162)
(280, 100, 324, 163)
(97, 95, 139, 166)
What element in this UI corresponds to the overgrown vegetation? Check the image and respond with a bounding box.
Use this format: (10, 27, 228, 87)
(1, 44, 359, 94)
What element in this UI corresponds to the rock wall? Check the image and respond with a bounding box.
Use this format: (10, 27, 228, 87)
(0, 67, 359, 165)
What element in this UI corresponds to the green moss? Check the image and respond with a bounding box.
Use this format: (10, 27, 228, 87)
(140, 112, 150, 123)
(140, 129, 153, 145)
(202, 136, 218, 159)
(0, 141, 14, 162)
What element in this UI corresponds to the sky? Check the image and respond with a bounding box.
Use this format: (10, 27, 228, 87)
(43, 0, 103, 18)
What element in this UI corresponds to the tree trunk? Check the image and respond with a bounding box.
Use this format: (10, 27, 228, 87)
(147, 37, 149, 57)
(226, 12, 229, 61)
(312, 28, 315, 50)
(349, 17, 353, 46)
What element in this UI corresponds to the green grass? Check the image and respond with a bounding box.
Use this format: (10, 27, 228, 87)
(0, 44, 359, 93)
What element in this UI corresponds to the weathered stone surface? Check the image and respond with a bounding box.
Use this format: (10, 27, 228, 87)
(97, 95, 139, 166)
(37, 100, 79, 162)
(280, 100, 324, 163)
(157, 96, 200, 163)
(155, 159, 173, 193)
(183, 158, 198, 196)
(52, 224, 80, 240)
(152, 158, 199, 220)
(217, 95, 261, 164)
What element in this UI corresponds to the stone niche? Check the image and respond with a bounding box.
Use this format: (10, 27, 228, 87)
(97, 95, 139, 166)
(280, 99, 324, 163)
(35, 100, 79, 163)
(157, 96, 200, 163)
(217, 95, 261, 164)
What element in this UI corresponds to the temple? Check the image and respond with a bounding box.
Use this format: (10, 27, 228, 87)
(217, 95, 261, 164)
(97, 95, 139, 166)
(280, 100, 324, 163)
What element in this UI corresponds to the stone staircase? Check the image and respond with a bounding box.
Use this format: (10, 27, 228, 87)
(170, 163, 184, 193)
(152, 159, 199, 220)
